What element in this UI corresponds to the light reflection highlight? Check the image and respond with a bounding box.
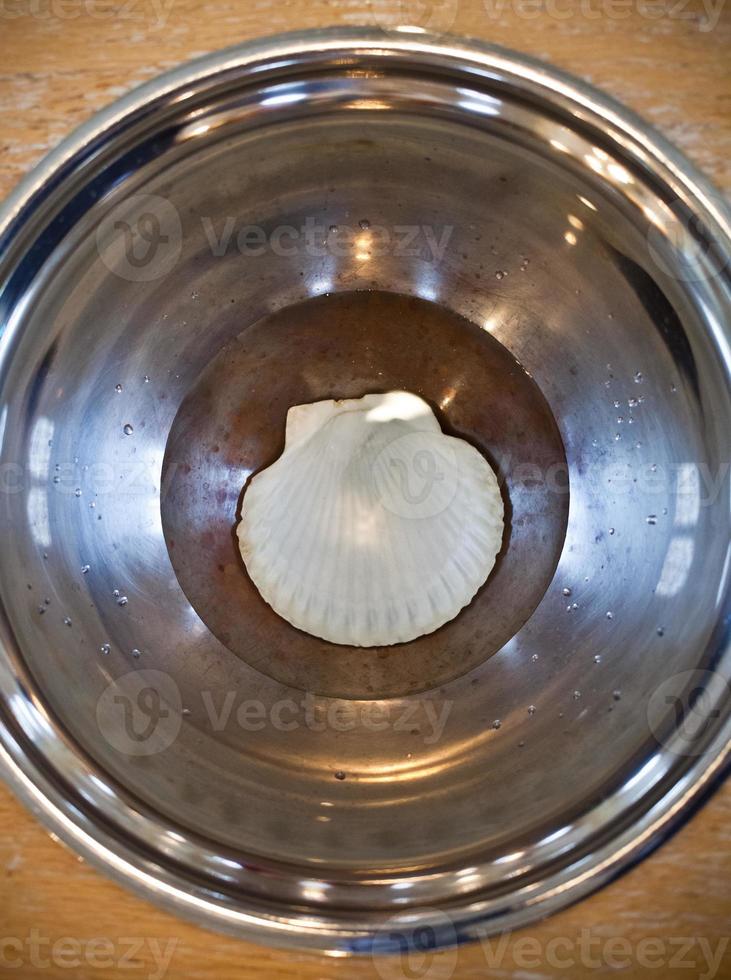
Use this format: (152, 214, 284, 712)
(656, 535, 694, 598)
(674, 463, 700, 528)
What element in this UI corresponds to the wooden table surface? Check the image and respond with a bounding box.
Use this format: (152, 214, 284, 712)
(1, 2, 729, 978)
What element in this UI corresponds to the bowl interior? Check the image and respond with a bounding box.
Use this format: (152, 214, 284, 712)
(0, 37, 728, 929)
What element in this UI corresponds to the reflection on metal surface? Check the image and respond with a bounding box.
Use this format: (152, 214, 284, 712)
(577, 195, 597, 212)
(656, 536, 695, 598)
(457, 87, 501, 117)
(674, 463, 700, 528)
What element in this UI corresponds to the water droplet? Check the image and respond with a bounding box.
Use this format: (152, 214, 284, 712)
(131, 648, 141, 659)
(123, 423, 134, 436)
(81, 564, 90, 574)
(334, 770, 347, 779)
(646, 514, 657, 525)
(182, 707, 191, 716)
(604, 380, 611, 388)
(112, 589, 120, 598)
(531, 654, 539, 663)
(492, 719, 501, 729)
(656, 626, 665, 637)
(627, 416, 634, 424)
(518, 740, 525, 747)
(573, 690, 581, 700)
(74, 488, 82, 497)
(628, 397, 638, 408)
(143, 375, 150, 384)
(358, 219, 370, 230)
(614, 433, 621, 441)
(609, 527, 615, 535)
(593, 654, 602, 664)
(617, 416, 624, 424)
(562, 587, 572, 596)
(44, 597, 50, 606)
(329, 224, 338, 234)
(37, 605, 45, 615)
(612, 690, 622, 701)
(63, 616, 72, 627)
(606, 611, 614, 621)
(650, 463, 657, 472)
(115, 384, 123, 393)
(116, 596, 128, 606)
(53, 476, 60, 484)
(100, 643, 111, 655)
(89, 501, 96, 509)
(634, 371, 643, 383)
(527, 705, 536, 715)
(670, 383, 677, 393)
(635, 442, 642, 449)
(495, 270, 507, 280)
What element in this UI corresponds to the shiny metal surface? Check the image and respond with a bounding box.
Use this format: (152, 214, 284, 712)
(0, 28, 729, 953)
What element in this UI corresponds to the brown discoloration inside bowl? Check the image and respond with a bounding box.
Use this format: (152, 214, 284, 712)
(161, 289, 568, 698)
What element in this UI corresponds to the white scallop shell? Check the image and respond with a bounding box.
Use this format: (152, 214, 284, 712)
(237, 391, 504, 646)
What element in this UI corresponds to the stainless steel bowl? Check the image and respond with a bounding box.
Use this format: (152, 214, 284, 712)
(0, 28, 729, 954)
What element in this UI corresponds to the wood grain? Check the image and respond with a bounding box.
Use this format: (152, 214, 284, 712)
(0, 2, 729, 978)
